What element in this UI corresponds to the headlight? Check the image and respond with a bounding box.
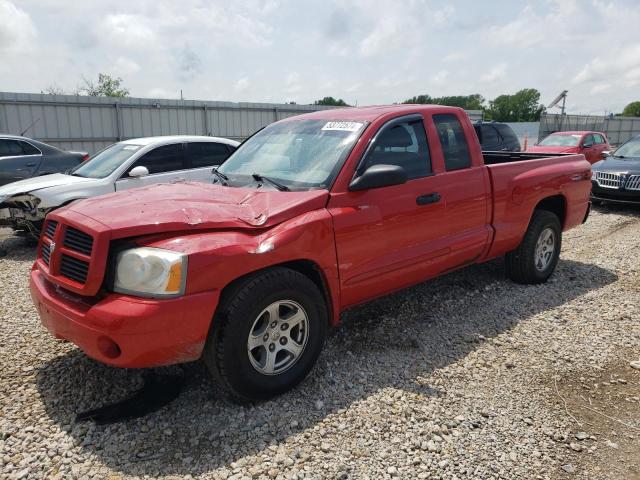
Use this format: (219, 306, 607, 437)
(114, 247, 187, 297)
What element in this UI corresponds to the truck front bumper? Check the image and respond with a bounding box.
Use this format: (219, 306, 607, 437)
(30, 268, 219, 368)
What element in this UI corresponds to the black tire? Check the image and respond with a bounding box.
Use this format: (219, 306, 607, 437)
(505, 210, 562, 284)
(203, 267, 328, 403)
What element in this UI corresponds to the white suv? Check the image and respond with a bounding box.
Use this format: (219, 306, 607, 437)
(0, 135, 239, 237)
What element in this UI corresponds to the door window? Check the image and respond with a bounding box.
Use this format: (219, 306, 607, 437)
(433, 114, 472, 170)
(361, 119, 432, 179)
(582, 134, 595, 147)
(186, 142, 232, 168)
(126, 143, 185, 175)
(0, 139, 24, 156)
(593, 134, 605, 144)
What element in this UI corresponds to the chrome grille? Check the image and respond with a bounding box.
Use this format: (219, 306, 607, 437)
(60, 254, 89, 284)
(41, 242, 51, 265)
(627, 175, 640, 191)
(44, 220, 58, 239)
(63, 227, 93, 256)
(595, 172, 623, 189)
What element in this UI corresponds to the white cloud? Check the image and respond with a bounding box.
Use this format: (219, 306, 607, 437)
(433, 5, 455, 26)
(285, 72, 302, 94)
(0, 0, 37, 55)
(590, 83, 612, 94)
(234, 77, 250, 93)
(431, 70, 449, 86)
(574, 45, 640, 85)
(442, 52, 466, 63)
(480, 63, 507, 83)
(112, 56, 141, 76)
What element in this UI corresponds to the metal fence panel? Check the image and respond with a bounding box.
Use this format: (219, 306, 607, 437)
(1, 92, 485, 154)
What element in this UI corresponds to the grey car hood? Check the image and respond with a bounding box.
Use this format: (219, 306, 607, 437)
(0, 173, 93, 202)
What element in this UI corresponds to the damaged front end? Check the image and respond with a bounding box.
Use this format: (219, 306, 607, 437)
(0, 194, 50, 238)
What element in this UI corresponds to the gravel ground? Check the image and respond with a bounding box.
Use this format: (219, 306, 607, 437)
(1, 205, 639, 480)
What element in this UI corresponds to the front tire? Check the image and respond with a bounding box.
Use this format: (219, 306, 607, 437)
(203, 267, 328, 403)
(505, 210, 562, 284)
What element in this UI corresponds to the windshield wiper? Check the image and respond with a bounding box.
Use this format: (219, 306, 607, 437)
(251, 173, 289, 191)
(612, 155, 626, 159)
(212, 167, 229, 185)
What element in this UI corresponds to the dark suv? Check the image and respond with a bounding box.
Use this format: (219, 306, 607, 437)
(473, 122, 521, 152)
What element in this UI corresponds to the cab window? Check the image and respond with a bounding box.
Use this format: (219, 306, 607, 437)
(433, 114, 472, 170)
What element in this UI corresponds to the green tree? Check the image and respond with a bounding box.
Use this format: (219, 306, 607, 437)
(622, 101, 640, 117)
(486, 88, 545, 122)
(79, 73, 130, 97)
(314, 96, 349, 106)
(402, 94, 485, 111)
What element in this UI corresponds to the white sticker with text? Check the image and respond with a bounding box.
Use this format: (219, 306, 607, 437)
(321, 121, 364, 132)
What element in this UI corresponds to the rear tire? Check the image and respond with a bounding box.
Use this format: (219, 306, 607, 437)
(505, 210, 562, 284)
(203, 267, 328, 403)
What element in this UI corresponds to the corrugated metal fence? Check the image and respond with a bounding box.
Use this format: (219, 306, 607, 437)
(539, 113, 640, 147)
(0, 92, 485, 155)
(0, 92, 337, 154)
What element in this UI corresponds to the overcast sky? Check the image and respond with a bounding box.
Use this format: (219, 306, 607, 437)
(1, 0, 639, 114)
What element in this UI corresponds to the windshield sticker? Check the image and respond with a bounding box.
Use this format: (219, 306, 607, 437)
(123, 145, 141, 150)
(321, 121, 364, 132)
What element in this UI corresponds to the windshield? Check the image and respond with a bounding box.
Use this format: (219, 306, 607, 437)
(217, 119, 367, 190)
(69, 143, 142, 178)
(613, 137, 640, 158)
(539, 134, 581, 147)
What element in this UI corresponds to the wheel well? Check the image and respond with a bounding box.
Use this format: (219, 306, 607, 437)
(217, 260, 334, 324)
(534, 195, 566, 227)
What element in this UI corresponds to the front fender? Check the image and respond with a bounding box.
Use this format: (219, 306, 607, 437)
(139, 209, 342, 325)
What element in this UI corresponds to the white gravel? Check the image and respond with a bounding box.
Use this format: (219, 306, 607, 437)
(1, 205, 639, 480)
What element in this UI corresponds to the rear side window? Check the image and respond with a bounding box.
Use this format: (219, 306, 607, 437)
(362, 119, 432, 179)
(129, 143, 185, 175)
(496, 124, 518, 143)
(187, 142, 232, 168)
(20, 141, 41, 155)
(433, 114, 472, 170)
(481, 125, 500, 146)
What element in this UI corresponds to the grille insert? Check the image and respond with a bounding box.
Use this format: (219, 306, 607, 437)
(41, 243, 51, 265)
(63, 227, 93, 256)
(60, 254, 89, 284)
(627, 175, 640, 191)
(44, 220, 58, 239)
(595, 172, 623, 189)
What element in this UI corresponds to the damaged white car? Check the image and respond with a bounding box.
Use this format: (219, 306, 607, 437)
(0, 135, 239, 238)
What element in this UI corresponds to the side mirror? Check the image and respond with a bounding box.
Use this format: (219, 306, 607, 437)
(582, 142, 593, 148)
(129, 166, 149, 178)
(601, 150, 611, 158)
(349, 164, 408, 191)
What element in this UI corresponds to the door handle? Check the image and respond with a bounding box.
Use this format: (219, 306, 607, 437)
(25, 163, 37, 167)
(416, 193, 441, 205)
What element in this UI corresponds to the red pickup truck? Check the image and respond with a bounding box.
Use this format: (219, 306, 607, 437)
(30, 105, 592, 402)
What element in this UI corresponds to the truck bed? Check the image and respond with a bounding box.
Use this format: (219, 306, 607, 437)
(482, 151, 574, 165)
(483, 153, 592, 261)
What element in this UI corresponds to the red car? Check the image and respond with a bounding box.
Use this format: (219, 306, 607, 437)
(30, 105, 592, 402)
(526, 131, 610, 164)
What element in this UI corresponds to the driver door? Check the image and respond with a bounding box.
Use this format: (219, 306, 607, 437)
(328, 115, 451, 307)
(115, 143, 189, 191)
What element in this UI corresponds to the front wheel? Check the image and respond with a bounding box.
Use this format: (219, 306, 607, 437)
(203, 267, 328, 403)
(505, 210, 562, 284)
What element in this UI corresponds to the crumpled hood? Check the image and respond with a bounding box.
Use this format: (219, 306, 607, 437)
(65, 181, 329, 238)
(525, 145, 579, 154)
(0, 173, 92, 201)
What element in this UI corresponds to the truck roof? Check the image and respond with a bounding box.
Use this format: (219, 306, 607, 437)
(289, 104, 457, 122)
